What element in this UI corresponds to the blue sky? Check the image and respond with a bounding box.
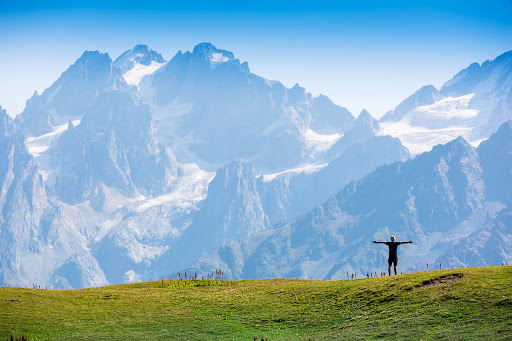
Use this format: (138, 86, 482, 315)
(1, 0, 511, 118)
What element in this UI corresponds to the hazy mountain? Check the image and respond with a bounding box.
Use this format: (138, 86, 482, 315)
(261, 110, 410, 221)
(139, 42, 355, 172)
(149, 129, 409, 277)
(15, 51, 127, 137)
(0, 107, 108, 288)
(380, 50, 512, 154)
(327, 109, 381, 159)
(149, 161, 269, 276)
(46, 91, 179, 209)
(380, 85, 442, 123)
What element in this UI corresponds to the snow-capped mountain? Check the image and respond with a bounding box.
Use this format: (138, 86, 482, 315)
(113, 44, 166, 72)
(380, 50, 512, 154)
(184, 120, 512, 279)
(113, 44, 166, 86)
(15, 51, 127, 137)
(139, 42, 355, 172)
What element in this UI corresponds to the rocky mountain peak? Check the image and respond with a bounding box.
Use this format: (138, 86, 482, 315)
(113, 44, 166, 71)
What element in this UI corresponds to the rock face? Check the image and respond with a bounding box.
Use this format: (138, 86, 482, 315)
(478, 120, 512, 206)
(152, 161, 270, 275)
(140, 42, 355, 172)
(15, 51, 127, 137)
(194, 162, 269, 243)
(0, 107, 48, 286)
(0, 106, 109, 288)
(48, 91, 179, 208)
(439, 205, 512, 268)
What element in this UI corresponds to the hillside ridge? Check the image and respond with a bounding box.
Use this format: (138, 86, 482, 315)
(1, 266, 511, 340)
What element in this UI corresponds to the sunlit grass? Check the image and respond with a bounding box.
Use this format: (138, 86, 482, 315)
(1, 267, 511, 340)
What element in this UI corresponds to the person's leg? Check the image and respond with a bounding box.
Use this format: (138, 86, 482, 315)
(394, 265, 397, 275)
(388, 264, 391, 276)
(393, 256, 398, 275)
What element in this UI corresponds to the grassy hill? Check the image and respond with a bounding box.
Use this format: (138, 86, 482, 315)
(1, 267, 511, 340)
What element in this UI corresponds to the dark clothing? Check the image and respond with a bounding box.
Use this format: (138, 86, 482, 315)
(386, 242, 400, 267)
(388, 254, 398, 266)
(385, 241, 400, 257)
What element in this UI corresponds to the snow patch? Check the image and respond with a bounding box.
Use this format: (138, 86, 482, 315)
(262, 162, 328, 182)
(135, 163, 214, 212)
(123, 61, 165, 87)
(26, 120, 81, 157)
(210, 52, 229, 64)
(379, 94, 480, 155)
(411, 94, 478, 121)
(379, 120, 473, 155)
(302, 129, 342, 153)
(125, 242, 168, 264)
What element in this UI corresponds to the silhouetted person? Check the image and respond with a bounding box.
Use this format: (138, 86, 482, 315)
(373, 235, 413, 275)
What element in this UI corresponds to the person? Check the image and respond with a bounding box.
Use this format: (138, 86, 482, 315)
(373, 235, 413, 275)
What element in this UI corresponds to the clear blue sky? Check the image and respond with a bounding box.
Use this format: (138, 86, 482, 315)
(1, 0, 511, 118)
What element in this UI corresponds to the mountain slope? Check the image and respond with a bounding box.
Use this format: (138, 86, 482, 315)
(439, 206, 512, 268)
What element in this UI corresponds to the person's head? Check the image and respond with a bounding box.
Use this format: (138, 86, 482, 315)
(390, 235, 396, 241)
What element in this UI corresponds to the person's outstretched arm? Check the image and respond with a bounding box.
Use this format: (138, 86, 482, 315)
(373, 241, 386, 244)
(400, 240, 413, 244)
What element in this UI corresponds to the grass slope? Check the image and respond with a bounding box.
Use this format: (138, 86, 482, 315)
(1, 267, 512, 340)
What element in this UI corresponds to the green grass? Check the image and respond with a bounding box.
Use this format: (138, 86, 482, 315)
(1, 267, 512, 340)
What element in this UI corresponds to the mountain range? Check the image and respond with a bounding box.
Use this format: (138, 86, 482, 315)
(0, 43, 511, 288)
